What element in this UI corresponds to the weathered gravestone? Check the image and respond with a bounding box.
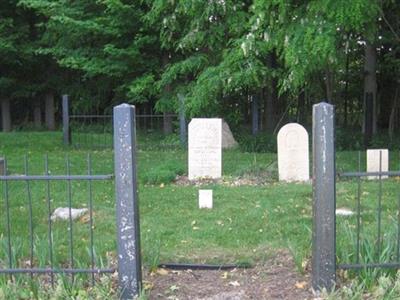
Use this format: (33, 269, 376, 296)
(188, 118, 222, 180)
(222, 120, 238, 149)
(277, 123, 309, 182)
(367, 149, 388, 179)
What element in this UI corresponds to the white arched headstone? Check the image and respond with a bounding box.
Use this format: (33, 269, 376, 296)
(277, 123, 309, 182)
(188, 118, 222, 180)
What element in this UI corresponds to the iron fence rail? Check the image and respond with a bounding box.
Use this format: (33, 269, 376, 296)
(68, 113, 180, 149)
(0, 155, 114, 287)
(311, 103, 400, 292)
(339, 171, 400, 177)
(0, 175, 113, 180)
(338, 263, 400, 270)
(1, 103, 142, 299)
(0, 268, 115, 274)
(335, 150, 400, 271)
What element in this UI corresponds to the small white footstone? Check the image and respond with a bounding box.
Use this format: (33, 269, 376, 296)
(199, 190, 213, 209)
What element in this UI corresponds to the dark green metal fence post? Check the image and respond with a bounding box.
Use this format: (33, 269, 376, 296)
(113, 104, 142, 299)
(62, 95, 71, 145)
(312, 102, 336, 291)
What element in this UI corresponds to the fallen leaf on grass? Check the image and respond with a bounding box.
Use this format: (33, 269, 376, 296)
(221, 272, 228, 279)
(169, 285, 179, 292)
(192, 226, 200, 230)
(301, 259, 309, 270)
(79, 213, 94, 224)
(295, 281, 307, 289)
(156, 268, 169, 275)
(143, 280, 153, 290)
(229, 281, 240, 287)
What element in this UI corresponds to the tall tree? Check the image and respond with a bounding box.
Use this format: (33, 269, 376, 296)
(21, 0, 157, 111)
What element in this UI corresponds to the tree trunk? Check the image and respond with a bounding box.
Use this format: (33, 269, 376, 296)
(251, 94, 259, 135)
(163, 112, 173, 134)
(263, 52, 278, 132)
(1, 98, 11, 132)
(162, 54, 173, 135)
(45, 92, 56, 130)
(33, 99, 42, 127)
(325, 68, 334, 104)
(297, 90, 305, 124)
(344, 50, 350, 128)
(388, 86, 399, 140)
(263, 85, 276, 132)
(363, 41, 377, 144)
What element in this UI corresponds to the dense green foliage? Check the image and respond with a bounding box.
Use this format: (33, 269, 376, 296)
(1, 0, 400, 138)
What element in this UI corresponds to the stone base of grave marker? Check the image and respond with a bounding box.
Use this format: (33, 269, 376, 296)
(199, 190, 213, 209)
(367, 149, 388, 179)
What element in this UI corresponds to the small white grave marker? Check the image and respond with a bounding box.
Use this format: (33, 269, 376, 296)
(199, 190, 213, 209)
(367, 149, 389, 180)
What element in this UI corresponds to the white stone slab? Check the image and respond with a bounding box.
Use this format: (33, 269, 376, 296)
(188, 118, 222, 180)
(199, 190, 213, 209)
(336, 208, 354, 216)
(51, 207, 88, 221)
(367, 149, 389, 179)
(277, 123, 309, 182)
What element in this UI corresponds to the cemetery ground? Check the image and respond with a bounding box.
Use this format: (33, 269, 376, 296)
(2, 133, 400, 299)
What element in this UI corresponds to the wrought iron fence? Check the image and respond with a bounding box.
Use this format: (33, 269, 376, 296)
(312, 102, 400, 292)
(337, 150, 400, 271)
(0, 155, 115, 286)
(62, 95, 183, 150)
(70, 114, 113, 149)
(1, 103, 143, 299)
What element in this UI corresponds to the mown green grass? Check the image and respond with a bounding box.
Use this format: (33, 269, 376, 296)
(1, 132, 400, 298)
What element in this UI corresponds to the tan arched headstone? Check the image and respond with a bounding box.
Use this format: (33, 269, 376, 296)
(277, 123, 309, 182)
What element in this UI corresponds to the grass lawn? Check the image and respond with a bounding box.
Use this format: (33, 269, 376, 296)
(1, 132, 400, 298)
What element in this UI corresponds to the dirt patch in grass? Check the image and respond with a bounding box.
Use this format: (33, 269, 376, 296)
(145, 250, 315, 299)
(174, 175, 271, 186)
(173, 175, 311, 187)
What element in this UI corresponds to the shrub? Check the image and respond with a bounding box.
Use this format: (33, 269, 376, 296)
(142, 160, 185, 184)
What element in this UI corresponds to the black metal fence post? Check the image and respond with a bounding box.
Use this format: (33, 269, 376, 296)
(312, 102, 336, 291)
(113, 104, 142, 299)
(62, 95, 71, 145)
